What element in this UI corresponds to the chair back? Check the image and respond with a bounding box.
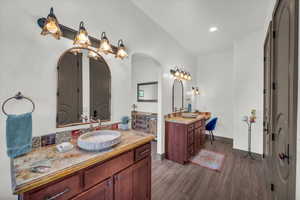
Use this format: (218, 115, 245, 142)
(206, 117, 218, 131)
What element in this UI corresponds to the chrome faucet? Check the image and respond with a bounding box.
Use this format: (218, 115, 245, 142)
(80, 114, 88, 122)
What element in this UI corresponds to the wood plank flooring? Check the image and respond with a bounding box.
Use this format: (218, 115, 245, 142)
(151, 140, 271, 200)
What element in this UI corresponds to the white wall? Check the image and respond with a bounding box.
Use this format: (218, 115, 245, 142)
(131, 53, 160, 113)
(197, 48, 234, 139)
(0, 0, 197, 199)
(233, 29, 265, 154)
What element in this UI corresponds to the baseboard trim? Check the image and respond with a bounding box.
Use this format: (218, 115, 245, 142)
(205, 134, 233, 144)
(156, 153, 165, 161)
(233, 148, 263, 160)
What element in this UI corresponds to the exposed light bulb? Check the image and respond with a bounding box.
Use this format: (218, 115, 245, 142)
(41, 7, 62, 39)
(74, 21, 91, 47)
(116, 39, 128, 59)
(99, 32, 112, 54)
(175, 69, 180, 77)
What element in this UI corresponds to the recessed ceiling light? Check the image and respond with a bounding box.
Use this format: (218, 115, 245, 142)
(209, 27, 218, 32)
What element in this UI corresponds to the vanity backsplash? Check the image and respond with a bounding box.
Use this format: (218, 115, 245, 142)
(31, 122, 119, 149)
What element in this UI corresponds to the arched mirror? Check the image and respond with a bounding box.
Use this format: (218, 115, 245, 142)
(57, 47, 111, 127)
(172, 79, 184, 112)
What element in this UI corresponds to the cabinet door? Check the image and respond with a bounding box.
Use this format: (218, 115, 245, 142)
(73, 178, 113, 200)
(133, 157, 151, 200)
(114, 166, 133, 200)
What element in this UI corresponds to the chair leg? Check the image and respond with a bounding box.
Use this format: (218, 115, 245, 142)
(210, 131, 213, 144)
(212, 131, 215, 141)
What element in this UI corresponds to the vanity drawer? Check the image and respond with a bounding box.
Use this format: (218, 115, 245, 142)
(84, 151, 134, 189)
(28, 174, 81, 200)
(135, 143, 151, 161)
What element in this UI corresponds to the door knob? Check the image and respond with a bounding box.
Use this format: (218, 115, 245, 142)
(278, 144, 290, 164)
(278, 153, 289, 160)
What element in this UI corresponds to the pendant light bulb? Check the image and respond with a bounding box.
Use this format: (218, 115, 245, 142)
(74, 21, 91, 47)
(41, 7, 62, 39)
(180, 71, 184, 78)
(175, 68, 180, 77)
(187, 73, 192, 81)
(184, 72, 188, 80)
(116, 39, 128, 59)
(99, 32, 112, 54)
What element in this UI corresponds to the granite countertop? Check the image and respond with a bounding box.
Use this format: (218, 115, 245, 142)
(11, 130, 154, 194)
(165, 114, 208, 125)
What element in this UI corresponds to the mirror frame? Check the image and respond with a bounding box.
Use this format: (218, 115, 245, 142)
(137, 81, 158, 102)
(172, 79, 184, 112)
(57, 46, 111, 128)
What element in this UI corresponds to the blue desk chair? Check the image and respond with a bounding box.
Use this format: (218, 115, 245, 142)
(205, 117, 218, 144)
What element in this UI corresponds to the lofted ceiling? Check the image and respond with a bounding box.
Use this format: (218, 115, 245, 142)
(131, 0, 271, 55)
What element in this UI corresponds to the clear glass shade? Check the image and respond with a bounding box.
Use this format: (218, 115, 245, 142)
(74, 22, 91, 48)
(41, 8, 62, 39)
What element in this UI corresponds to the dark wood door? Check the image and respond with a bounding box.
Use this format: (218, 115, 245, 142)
(114, 166, 133, 200)
(263, 22, 274, 188)
(57, 52, 82, 126)
(271, 0, 297, 199)
(90, 58, 111, 121)
(73, 178, 113, 200)
(133, 157, 151, 200)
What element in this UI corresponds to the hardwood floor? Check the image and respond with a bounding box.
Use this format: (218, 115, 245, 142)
(151, 140, 271, 200)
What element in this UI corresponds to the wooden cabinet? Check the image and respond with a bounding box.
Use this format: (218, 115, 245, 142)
(20, 143, 151, 200)
(165, 119, 206, 164)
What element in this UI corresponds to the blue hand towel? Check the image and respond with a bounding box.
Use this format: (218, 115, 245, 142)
(6, 112, 32, 158)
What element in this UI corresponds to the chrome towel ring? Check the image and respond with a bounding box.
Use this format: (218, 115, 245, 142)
(2, 92, 35, 116)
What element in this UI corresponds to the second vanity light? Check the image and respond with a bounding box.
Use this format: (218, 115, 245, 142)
(170, 67, 192, 81)
(39, 7, 128, 60)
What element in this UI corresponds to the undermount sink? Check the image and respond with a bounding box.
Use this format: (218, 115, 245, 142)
(181, 113, 198, 118)
(77, 130, 121, 151)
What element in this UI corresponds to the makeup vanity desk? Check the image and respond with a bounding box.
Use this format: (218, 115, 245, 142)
(12, 130, 154, 200)
(165, 112, 211, 164)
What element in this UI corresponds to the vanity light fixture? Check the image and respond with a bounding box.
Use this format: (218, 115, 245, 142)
(99, 32, 112, 54)
(192, 87, 200, 95)
(116, 39, 128, 59)
(40, 7, 62, 39)
(170, 67, 192, 81)
(74, 21, 91, 48)
(38, 8, 129, 60)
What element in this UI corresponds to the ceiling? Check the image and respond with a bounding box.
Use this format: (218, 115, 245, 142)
(131, 0, 271, 55)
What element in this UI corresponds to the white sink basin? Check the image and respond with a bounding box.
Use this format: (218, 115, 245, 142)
(77, 130, 121, 151)
(182, 113, 198, 118)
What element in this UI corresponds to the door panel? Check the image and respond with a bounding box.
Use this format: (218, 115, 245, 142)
(114, 166, 133, 200)
(271, 0, 297, 199)
(263, 22, 274, 192)
(133, 158, 150, 200)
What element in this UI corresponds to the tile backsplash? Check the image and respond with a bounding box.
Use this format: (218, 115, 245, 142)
(31, 122, 119, 149)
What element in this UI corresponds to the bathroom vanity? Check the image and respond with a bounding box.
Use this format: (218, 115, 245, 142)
(165, 113, 209, 164)
(12, 130, 154, 200)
